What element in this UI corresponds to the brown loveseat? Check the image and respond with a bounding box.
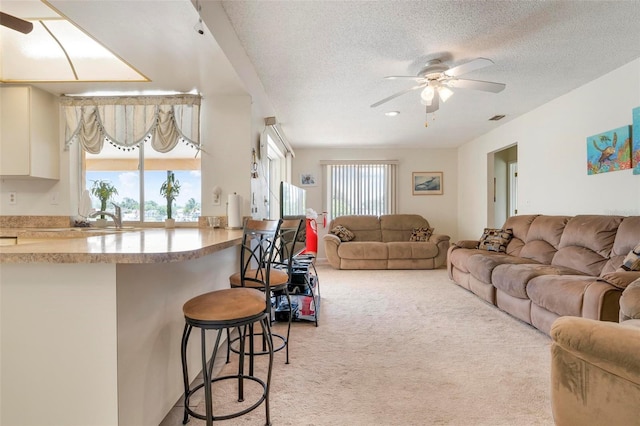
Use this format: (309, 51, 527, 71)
(550, 277, 640, 425)
(323, 214, 450, 269)
(447, 214, 640, 335)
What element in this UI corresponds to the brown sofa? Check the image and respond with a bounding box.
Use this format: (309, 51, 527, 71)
(447, 214, 640, 335)
(550, 278, 640, 425)
(323, 214, 450, 269)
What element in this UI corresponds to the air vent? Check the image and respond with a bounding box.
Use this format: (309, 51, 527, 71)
(489, 115, 506, 121)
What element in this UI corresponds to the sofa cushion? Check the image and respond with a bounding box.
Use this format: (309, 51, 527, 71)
(466, 253, 536, 284)
(519, 215, 570, 264)
(331, 225, 355, 242)
(337, 242, 387, 260)
(388, 241, 438, 259)
(552, 215, 623, 276)
(493, 263, 585, 299)
(409, 227, 433, 242)
(380, 214, 430, 242)
(502, 214, 539, 256)
(526, 275, 597, 317)
(330, 215, 382, 241)
(478, 228, 513, 253)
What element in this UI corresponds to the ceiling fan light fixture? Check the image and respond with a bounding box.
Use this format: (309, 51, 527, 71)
(438, 86, 454, 102)
(420, 85, 435, 104)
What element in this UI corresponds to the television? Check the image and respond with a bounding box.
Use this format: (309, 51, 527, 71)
(279, 181, 307, 255)
(279, 181, 306, 218)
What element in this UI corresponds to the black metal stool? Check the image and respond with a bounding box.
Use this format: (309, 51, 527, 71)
(180, 219, 281, 426)
(228, 218, 302, 364)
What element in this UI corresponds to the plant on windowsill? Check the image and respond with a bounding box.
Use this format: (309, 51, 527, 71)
(160, 170, 181, 228)
(90, 180, 118, 228)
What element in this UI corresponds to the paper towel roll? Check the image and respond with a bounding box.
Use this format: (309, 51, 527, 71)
(227, 193, 242, 228)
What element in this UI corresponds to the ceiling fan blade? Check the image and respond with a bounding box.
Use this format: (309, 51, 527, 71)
(370, 83, 425, 108)
(448, 78, 506, 93)
(384, 75, 424, 81)
(445, 57, 494, 77)
(0, 12, 34, 34)
(426, 90, 440, 113)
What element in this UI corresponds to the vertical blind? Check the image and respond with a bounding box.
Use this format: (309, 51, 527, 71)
(323, 161, 398, 217)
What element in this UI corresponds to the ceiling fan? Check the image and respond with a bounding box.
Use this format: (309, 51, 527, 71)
(0, 11, 33, 34)
(371, 57, 506, 113)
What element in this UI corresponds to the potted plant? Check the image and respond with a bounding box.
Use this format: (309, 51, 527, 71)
(160, 170, 180, 228)
(90, 180, 118, 227)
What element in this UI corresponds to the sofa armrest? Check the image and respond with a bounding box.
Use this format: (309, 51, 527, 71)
(323, 234, 342, 269)
(600, 270, 640, 290)
(453, 240, 479, 249)
(550, 316, 640, 425)
(551, 316, 640, 385)
(429, 233, 450, 244)
(620, 279, 640, 321)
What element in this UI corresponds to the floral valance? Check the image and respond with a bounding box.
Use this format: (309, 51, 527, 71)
(61, 94, 201, 154)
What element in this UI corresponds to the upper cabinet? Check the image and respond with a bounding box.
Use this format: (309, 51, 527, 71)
(0, 86, 59, 179)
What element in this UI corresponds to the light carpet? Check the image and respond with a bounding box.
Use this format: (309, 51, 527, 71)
(162, 266, 554, 426)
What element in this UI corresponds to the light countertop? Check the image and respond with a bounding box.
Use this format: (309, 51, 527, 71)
(0, 227, 243, 264)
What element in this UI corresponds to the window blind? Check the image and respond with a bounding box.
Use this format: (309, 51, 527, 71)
(324, 161, 397, 217)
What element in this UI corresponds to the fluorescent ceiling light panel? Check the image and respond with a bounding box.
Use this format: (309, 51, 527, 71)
(0, 2, 148, 83)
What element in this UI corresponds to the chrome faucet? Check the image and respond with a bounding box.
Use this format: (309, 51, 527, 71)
(90, 202, 123, 228)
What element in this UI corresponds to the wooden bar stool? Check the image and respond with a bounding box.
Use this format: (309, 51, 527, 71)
(180, 219, 281, 426)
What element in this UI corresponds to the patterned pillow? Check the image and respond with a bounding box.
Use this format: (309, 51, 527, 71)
(478, 228, 513, 253)
(409, 227, 434, 242)
(331, 225, 355, 242)
(620, 244, 640, 271)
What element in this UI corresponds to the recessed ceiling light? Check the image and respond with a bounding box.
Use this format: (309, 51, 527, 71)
(489, 114, 506, 121)
(385, 111, 400, 117)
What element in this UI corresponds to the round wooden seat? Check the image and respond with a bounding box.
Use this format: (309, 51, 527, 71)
(183, 288, 266, 324)
(229, 269, 289, 289)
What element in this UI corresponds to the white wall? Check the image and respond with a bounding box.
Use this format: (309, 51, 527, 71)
(292, 147, 458, 258)
(458, 58, 640, 240)
(200, 94, 253, 218)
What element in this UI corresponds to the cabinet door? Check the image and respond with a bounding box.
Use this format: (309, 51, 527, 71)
(0, 86, 59, 179)
(0, 87, 31, 175)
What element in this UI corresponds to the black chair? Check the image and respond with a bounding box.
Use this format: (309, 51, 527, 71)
(180, 218, 282, 426)
(228, 218, 301, 364)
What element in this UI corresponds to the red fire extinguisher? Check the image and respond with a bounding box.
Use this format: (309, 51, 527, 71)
(302, 218, 318, 256)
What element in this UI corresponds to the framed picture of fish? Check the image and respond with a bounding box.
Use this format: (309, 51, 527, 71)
(586, 125, 632, 175)
(413, 171, 443, 195)
(633, 106, 640, 175)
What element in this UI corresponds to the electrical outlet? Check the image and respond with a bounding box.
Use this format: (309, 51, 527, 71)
(8, 192, 16, 205)
(50, 192, 59, 205)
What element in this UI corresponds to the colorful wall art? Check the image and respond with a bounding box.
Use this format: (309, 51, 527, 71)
(633, 107, 640, 175)
(586, 125, 632, 175)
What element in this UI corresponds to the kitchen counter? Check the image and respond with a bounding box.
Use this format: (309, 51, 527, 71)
(0, 226, 244, 426)
(0, 227, 244, 263)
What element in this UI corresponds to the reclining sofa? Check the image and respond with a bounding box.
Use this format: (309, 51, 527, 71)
(447, 214, 640, 335)
(550, 277, 640, 425)
(323, 214, 450, 270)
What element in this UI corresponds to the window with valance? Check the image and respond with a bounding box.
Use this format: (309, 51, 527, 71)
(64, 94, 203, 224)
(61, 94, 201, 154)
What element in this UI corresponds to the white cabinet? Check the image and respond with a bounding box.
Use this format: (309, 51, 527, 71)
(0, 86, 59, 179)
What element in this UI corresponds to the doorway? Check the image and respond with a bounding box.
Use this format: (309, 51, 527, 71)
(488, 144, 518, 227)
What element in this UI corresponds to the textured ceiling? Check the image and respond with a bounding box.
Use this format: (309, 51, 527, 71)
(221, 0, 640, 149)
(4, 1, 640, 151)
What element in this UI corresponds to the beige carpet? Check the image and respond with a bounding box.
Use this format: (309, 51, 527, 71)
(162, 266, 554, 426)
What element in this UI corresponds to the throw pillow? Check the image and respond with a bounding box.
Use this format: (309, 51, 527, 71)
(620, 244, 640, 271)
(478, 228, 513, 253)
(409, 227, 434, 242)
(331, 225, 355, 242)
